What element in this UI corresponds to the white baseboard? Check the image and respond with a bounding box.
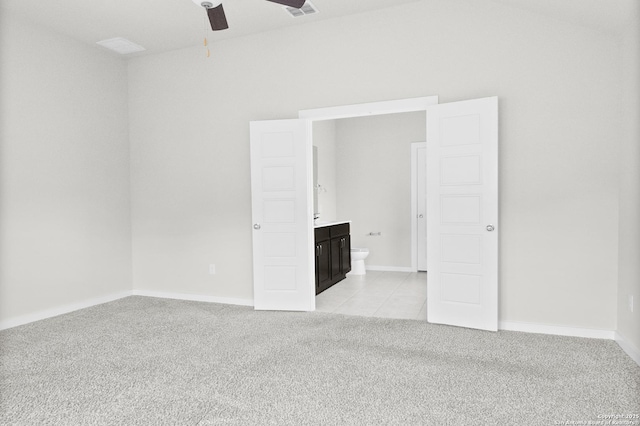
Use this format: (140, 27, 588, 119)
(365, 265, 414, 273)
(132, 289, 254, 307)
(0, 290, 253, 331)
(0, 290, 132, 331)
(499, 320, 616, 340)
(615, 331, 640, 367)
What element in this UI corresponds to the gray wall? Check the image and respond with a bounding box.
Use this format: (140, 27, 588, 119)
(127, 0, 624, 332)
(0, 12, 132, 323)
(617, 3, 640, 354)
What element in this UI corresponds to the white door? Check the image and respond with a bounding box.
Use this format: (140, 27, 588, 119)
(417, 145, 428, 271)
(426, 97, 498, 331)
(250, 119, 315, 311)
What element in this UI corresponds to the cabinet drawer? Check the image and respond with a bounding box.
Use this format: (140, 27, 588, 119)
(330, 223, 350, 238)
(314, 227, 330, 242)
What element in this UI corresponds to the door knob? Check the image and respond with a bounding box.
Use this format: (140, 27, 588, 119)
(253, 223, 261, 230)
(418, 214, 424, 218)
(486, 224, 495, 232)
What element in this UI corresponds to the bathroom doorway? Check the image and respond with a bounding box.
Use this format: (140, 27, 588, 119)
(312, 112, 426, 275)
(250, 96, 499, 331)
(311, 113, 428, 320)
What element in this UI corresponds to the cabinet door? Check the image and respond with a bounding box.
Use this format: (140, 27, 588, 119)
(316, 242, 332, 293)
(340, 235, 351, 275)
(330, 237, 342, 280)
(314, 247, 320, 294)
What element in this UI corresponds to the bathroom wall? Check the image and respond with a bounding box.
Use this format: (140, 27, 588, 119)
(335, 112, 426, 269)
(312, 121, 337, 222)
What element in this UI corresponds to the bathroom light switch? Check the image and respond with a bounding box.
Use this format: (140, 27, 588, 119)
(209, 264, 216, 275)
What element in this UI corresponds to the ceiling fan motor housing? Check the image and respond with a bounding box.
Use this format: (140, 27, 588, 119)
(193, 0, 221, 9)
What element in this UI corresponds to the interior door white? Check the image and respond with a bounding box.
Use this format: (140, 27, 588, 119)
(426, 97, 498, 331)
(417, 145, 428, 271)
(250, 119, 315, 311)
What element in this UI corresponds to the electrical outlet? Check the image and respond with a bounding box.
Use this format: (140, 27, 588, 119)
(629, 295, 634, 313)
(209, 264, 216, 275)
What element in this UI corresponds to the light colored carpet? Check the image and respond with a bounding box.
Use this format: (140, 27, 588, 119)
(1, 296, 638, 425)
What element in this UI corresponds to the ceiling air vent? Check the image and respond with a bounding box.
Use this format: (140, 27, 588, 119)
(96, 37, 145, 54)
(285, 1, 317, 18)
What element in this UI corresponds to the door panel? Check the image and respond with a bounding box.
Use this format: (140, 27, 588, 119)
(250, 119, 314, 311)
(426, 97, 498, 331)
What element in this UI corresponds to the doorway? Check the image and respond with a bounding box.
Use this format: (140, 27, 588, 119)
(313, 113, 426, 274)
(312, 114, 428, 320)
(250, 96, 499, 331)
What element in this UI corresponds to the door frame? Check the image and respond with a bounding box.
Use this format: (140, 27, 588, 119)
(298, 96, 439, 295)
(411, 141, 427, 272)
(299, 96, 439, 122)
(251, 95, 498, 331)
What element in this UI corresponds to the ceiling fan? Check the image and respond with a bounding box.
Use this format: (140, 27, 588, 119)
(192, 0, 306, 31)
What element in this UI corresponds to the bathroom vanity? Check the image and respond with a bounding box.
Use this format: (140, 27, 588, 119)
(314, 221, 351, 295)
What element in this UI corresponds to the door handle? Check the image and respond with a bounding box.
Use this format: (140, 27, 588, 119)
(418, 214, 424, 218)
(486, 224, 495, 232)
(253, 223, 261, 230)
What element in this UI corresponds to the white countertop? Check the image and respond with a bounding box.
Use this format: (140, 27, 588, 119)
(313, 220, 351, 229)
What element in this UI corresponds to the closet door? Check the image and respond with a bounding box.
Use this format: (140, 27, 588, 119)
(426, 97, 499, 331)
(250, 119, 314, 311)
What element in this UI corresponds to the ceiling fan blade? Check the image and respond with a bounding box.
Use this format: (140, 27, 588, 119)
(266, 0, 305, 8)
(207, 4, 229, 31)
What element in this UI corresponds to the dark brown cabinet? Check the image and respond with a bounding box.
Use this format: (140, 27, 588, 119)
(314, 223, 351, 295)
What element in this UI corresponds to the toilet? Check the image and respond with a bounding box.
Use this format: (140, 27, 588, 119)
(350, 248, 370, 275)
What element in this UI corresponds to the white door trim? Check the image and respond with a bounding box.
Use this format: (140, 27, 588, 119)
(299, 96, 439, 121)
(411, 142, 427, 272)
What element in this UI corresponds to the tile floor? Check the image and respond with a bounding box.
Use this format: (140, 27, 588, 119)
(315, 271, 428, 320)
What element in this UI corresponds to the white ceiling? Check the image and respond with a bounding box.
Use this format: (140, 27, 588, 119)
(0, 0, 635, 57)
(0, 0, 423, 56)
(492, 0, 637, 36)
